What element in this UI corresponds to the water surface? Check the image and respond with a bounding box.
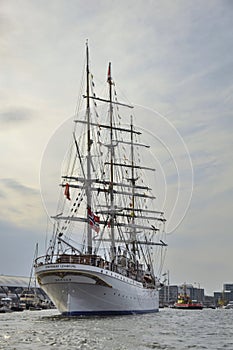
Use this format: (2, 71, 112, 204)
(0, 308, 232, 349)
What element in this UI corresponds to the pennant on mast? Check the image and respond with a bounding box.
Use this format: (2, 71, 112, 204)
(107, 62, 112, 84)
(64, 183, 71, 200)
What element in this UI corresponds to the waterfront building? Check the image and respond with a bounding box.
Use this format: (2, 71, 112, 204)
(159, 283, 205, 306)
(214, 283, 233, 307)
(159, 285, 178, 306)
(223, 283, 233, 302)
(0, 274, 50, 304)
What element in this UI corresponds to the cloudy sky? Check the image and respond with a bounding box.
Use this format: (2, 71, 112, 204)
(1, 0, 233, 295)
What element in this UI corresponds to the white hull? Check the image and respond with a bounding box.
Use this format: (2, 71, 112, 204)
(35, 263, 159, 316)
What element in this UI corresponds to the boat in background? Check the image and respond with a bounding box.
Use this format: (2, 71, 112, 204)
(0, 297, 13, 313)
(19, 290, 40, 310)
(34, 42, 167, 316)
(224, 301, 233, 309)
(174, 289, 203, 310)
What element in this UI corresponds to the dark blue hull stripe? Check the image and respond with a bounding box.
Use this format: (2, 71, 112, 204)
(61, 308, 159, 316)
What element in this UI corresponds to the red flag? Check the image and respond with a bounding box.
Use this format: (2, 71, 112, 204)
(107, 62, 112, 84)
(64, 183, 71, 200)
(88, 207, 100, 233)
(107, 219, 111, 228)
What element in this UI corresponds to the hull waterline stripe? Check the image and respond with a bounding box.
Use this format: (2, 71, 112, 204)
(61, 308, 159, 316)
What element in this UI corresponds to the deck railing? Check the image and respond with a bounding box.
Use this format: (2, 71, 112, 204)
(35, 254, 106, 268)
(34, 253, 155, 287)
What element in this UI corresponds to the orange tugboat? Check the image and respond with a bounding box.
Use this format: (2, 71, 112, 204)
(174, 285, 203, 310)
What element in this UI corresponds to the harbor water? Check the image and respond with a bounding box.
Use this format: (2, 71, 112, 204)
(0, 308, 233, 349)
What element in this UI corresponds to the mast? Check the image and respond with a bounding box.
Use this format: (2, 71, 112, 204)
(28, 243, 38, 291)
(130, 115, 137, 264)
(107, 62, 115, 260)
(86, 41, 92, 254)
(57, 50, 166, 262)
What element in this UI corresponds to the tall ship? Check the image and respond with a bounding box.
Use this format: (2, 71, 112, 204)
(35, 43, 167, 316)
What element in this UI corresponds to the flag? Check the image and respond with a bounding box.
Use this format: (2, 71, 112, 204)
(64, 183, 71, 200)
(107, 62, 112, 84)
(88, 207, 100, 233)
